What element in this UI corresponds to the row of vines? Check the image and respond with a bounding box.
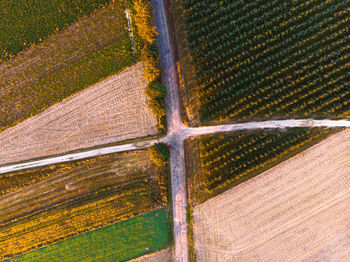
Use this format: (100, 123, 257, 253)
(189, 128, 336, 203)
(182, 0, 350, 122)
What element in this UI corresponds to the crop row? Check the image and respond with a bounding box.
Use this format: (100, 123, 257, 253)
(197, 128, 333, 195)
(0, 150, 168, 260)
(0, 0, 135, 132)
(182, 0, 350, 122)
(6, 210, 170, 262)
(0, 0, 111, 61)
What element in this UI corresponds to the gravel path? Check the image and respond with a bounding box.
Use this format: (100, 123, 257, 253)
(151, 0, 189, 261)
(0, 137, 166, 174)
(181, 119, 350, 139)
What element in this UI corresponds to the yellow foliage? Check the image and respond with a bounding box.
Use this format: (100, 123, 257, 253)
(134, 0, 157, 44)
(141, 47, 160, 82)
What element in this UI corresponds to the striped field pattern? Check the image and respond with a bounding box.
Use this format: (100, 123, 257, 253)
(183, 0, 350, 122)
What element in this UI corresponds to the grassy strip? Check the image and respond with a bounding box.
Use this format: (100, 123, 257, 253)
(169, 0, 201, 125)
(125, 0, 144, 59)
(186, 204, 196, 262)
(5, 209, 170, 262)
(0, 0, 111, 61)
(0, 139, 150, 197)
(1, 37, 134, 132)
(23, 38, 134, 116)
(0, 150, 169, 260)
(186, 128, 342, 204)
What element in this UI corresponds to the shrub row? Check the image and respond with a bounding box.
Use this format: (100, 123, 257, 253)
(131, 0, 168, 134)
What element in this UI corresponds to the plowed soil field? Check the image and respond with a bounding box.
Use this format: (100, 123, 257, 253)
(193, 129, 350, 262)
(0, 62, 157, 166)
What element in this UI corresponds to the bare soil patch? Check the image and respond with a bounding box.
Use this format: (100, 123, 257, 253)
(0, 62, 157, 166)
(193, 129, 350, 262)
(129, 247, 173, 262)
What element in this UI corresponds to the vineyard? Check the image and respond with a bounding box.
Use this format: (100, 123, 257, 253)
(0, 150, 169, 260)
(185, 128, 338, 203)
(7, 210, 170, 262)
(181, 0, 350, 123)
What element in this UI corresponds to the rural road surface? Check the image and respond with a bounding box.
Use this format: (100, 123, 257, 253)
(0, 137, 167, 174)
(151, 0, 189, 261)
(2, 119, 349, 175)
(181, 119, 350, 139)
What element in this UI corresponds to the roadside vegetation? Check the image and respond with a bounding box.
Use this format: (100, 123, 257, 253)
(129, 0, 168, 133)
(0, 0, 111, 62)
(0, 150, 169, 260)
(149, 143, 170, 167)
(179, 0, 349, 124)
(185, 127, 341, 204)
(0, 0, 134, 132)
(6, 210, 170, 262)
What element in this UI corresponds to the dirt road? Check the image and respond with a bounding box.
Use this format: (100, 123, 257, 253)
(181, 119, 350, 139)
(0, 137, 166, 175)
(151, 0, 189, 261)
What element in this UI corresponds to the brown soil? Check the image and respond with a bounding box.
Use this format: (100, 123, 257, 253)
(0, 63, 157, 166)
(193, 129, 350, 261)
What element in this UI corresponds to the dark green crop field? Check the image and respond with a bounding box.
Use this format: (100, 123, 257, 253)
(6, 209, 170, 262)
(0, 0, 111, 61)
(182, 0, 350, 123)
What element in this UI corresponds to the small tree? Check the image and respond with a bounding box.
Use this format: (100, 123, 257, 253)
(149, 143, 170, 166)
(148, 99, 166, 118)
(134, 0, 157, 44)
(141, 47, 160, 82)
(145, 81, 167, 99)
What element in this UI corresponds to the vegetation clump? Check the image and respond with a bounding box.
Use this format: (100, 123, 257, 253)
(149, 143, 170, 167)
(146, 81, 167, 99)
(130, 0, 167, 133)
(141, 46, 161, 82)
(134, 0, 158, 44)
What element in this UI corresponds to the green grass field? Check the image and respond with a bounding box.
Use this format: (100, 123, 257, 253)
(5, 209, 170, 262)
(0, 0, 111, 61)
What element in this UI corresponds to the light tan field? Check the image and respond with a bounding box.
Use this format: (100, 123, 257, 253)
(0, 62, 157, 166)
(193, 129, 350, 262)
(129, 247, 173, 262)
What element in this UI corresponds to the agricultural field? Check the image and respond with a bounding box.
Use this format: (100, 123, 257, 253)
(0, 0, 111, 61)
(0, 149, 169, 260)
(0, 62, 157, 166)
(0, 0, 136, 133)
(193, 129, 350, 261)
(178, 0, 350, 123)
(6, 209, 171, 262)
(185, 127, 339, 204)
(130, 247, 173, 262)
